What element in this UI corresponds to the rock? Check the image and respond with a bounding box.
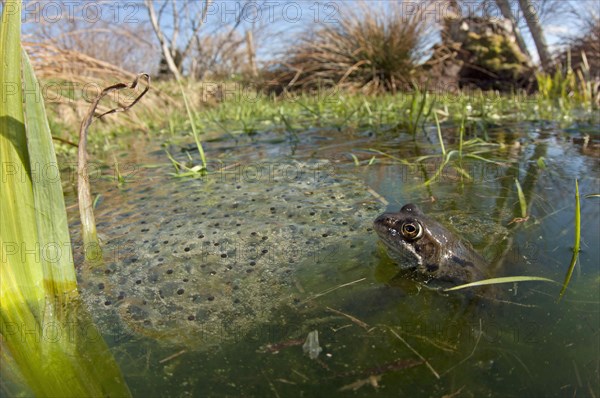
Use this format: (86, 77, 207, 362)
(425, 16, 535, 91)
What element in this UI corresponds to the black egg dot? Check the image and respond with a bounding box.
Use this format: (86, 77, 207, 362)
(246, 269, 253, 273)
(188, 315, 195, 321)
(262, 236, 268, 241)
(207, 296, 215, 301)
(261, 249, 268, 254)
(221, 253, 227, 258)
(177, 289, 185, 295)
(214, 242, 220, 246)
(198, 234, 204, 238)
(322, 233, 328, 237)
(163, 240, 169, 244)
(104, 269, 111, 275)
(183, 278, 189, 282)
(98, 283, 105, 290)
(251, 232, 257, 236)
(233, 298, 240, 304)
(104, 301, 112, 306)
(135, 280, 142, 285)
(250, 261, 256, 266)
(166, 269, 173, 274)
(184, 247, 191, 252)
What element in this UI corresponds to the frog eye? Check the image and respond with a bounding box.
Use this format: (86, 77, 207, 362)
(401, 221, 423, 240)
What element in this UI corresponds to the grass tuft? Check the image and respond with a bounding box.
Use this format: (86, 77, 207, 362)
(276, 1, 433, 93)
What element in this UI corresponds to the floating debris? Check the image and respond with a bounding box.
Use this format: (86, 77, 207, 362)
(302, 330, 322, 360)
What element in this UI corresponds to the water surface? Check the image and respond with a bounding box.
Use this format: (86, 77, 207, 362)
(67, 122, 599, 397)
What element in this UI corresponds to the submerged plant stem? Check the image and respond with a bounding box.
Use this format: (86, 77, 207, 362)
(558, 179, 581, 301)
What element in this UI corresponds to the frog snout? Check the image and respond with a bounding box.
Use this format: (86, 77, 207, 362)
(374, 213, 399, 229)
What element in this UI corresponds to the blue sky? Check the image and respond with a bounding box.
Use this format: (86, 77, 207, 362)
(13, 0, 600, 65)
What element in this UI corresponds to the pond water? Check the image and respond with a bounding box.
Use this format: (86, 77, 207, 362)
(67, 122, 599, 397)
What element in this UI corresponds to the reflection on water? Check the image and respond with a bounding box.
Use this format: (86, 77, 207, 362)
(67, 123, 599, 397)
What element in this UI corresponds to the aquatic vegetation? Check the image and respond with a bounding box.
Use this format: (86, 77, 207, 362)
(559, 179, 581, 301)
(536, 51, 598, 121)
(179, 80, 208, 171)
(402, 88, 433, 136)
(514, 178, 528, 220)
(445, 276, 556, 292)
(421, 115, 502, 186)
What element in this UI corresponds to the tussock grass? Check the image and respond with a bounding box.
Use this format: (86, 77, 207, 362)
(275, 1, 433, 93)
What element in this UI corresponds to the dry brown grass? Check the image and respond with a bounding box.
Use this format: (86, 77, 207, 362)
(24, 41, 174, 137)
(274, 1, 434, 94)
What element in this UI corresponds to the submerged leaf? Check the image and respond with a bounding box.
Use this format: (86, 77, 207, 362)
(445, 276, 556, 292)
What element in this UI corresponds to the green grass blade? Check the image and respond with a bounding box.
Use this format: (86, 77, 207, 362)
(178, 80, 207, 170)
(445, 276, 556, 292)
(514, 178, 527, 218)
(433, 111, 446, 156)
(458, 115, 465, 158)
(22, 49, 77, 296)
(0, 0, 45, 318)
(558, 179, 581, 301)
(1, 2, 131, 394)
(423, 150, 455, 186)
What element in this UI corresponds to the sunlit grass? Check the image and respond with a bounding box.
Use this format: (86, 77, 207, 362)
(0, 1, 130, 394)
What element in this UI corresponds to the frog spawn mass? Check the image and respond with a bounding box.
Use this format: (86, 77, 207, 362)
(76, 161, 381, 347)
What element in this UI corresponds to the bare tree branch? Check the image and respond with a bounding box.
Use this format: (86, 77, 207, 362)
(145, 0, 183, 81)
